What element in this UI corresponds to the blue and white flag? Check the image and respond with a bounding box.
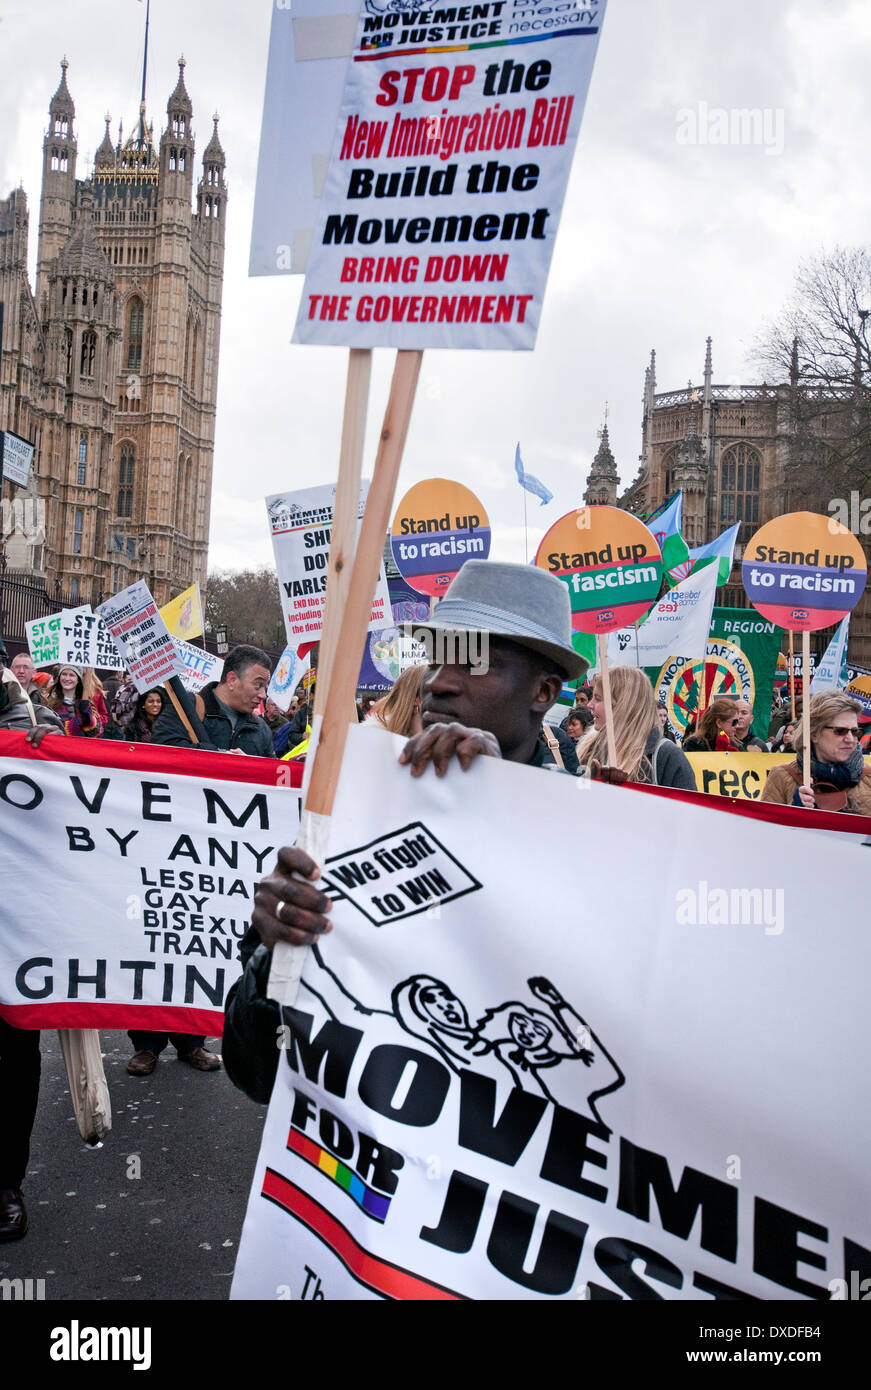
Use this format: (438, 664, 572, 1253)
(514, 444, 553, 506)
(810, 616, 850, 694)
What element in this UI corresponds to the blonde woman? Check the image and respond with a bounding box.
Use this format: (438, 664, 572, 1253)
(367, 665, 426, 738)
(578, 667, 695, 789)
(761, 692, 871, 813)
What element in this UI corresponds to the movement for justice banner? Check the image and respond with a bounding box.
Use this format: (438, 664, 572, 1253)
(232, 726, 870, 1300)
(0, 735, 302, 1033)
(294, 0, 608, 348)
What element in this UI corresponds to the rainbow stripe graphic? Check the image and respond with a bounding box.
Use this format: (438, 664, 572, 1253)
(355, 27, 599, 61)
(287, 1126, 391, 1222)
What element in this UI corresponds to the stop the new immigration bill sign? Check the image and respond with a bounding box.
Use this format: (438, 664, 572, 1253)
(293, 0, 608, 349)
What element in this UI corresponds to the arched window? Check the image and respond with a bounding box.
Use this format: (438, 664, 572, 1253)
(64, 330, 73, 376)
(719, 443, 760, 544)
(117, 445, 135, 518)
(80, 330, 96, 377)
(127, 297, 144, 369)
(172, 114, 186, 138)
(78, 432, 87, 485)
(169, 147, 177, 171)
(178, 149, 186, 172)
(662, 447, 678, 499)
(54, 116, 69, 138)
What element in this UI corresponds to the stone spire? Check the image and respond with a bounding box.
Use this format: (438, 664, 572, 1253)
(584, 417, 619, 507)
(95, 114, 114, 168)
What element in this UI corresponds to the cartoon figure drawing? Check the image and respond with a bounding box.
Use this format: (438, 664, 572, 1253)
(300, 952, 624, 1127)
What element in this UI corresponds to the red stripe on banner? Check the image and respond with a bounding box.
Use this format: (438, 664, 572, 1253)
(625, 779, 871, 835)
(0, 730, 304, 788)
(0, 1003, 226, 1033)
(261, 1168, 465, 1301)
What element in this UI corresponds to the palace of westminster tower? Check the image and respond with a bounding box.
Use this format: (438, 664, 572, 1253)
(0, 57, 226, 606)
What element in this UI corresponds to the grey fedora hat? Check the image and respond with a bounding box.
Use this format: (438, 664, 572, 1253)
(415, 560, 589, 680)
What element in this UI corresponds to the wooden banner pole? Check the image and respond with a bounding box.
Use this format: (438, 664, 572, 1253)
(597, 632, 618, 767)
(268, 349, 423, 1005)
(163, 679, 200, 745)
(801, 629, 812, 789)
(789, 631, 795, 721)
(313, 348, 373, 725)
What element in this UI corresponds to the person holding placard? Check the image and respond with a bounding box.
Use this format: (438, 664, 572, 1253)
(577, 668, 695, 790)
(47, 665, 104, 738)
(760, 693, 871, 813)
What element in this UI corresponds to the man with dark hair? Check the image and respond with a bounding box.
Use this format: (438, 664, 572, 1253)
(151, 643, 274, 756)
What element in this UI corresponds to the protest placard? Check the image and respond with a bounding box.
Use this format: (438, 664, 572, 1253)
(232, 725, 871, 1300)
(174, 639, 224, 694)
(293, 0, 609, 348)
(743, 513, 868, 784)
(0, 736, 302, 1031)
(58, 605, 125, 671)
(391, 478, 490, 597)
(250, 0, 359, 276)
(1, 429, 35, 487)
(607, 565, 718, 670)
(268, 645, 312, 713)
(25, 611, 62, 668)
(96, 580, 186, 693)
(267, 482, 391, 647)
(536, 506, 662, 636)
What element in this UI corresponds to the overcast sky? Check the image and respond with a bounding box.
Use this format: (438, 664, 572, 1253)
(3, 0, 870, 573)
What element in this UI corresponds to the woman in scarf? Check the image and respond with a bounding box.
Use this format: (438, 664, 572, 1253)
(761, 692, 871, 813)
(47, 664, 104, 737)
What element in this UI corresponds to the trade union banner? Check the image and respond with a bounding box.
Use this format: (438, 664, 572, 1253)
(294, 0, 609, 348)
(0, 735, 302, 1033)
(232, 726, 870, 1300)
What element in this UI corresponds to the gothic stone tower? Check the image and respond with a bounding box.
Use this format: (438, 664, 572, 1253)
(1, 57, 227, 606)
(584, 421, 618, 507)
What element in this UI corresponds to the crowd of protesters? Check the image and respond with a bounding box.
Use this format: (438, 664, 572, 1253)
(2, 561, 871, 1250)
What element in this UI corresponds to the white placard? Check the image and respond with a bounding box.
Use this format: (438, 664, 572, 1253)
(293, 0, 608, 347)
(58, 605, 126, 671)
(174, 639, 224, 694)
(96, 581, 185, 694)
(267, 482, 391, 647)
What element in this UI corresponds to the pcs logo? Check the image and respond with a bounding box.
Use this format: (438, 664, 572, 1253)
(790, 609, 810, 622)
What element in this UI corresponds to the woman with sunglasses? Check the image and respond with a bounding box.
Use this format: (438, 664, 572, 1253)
(761, 692, 871, 813)
(682, 698, 743, 753)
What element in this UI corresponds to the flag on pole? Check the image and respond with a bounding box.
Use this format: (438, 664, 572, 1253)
(810, 616, 850, 693)
(686, 522, 740, 586)
(514, 443, 553, 506)
(606, 562, 719, 668)
(646, 493, 691, 583)
(159, 583, 204, 641)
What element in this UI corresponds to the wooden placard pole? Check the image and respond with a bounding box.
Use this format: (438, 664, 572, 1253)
(801, 629, 812, 789)
(164, 678, 200, 745)
(597, 632, 618, 767)
(268, 349, 423, 1006)
(788, 631, 795, 721)
(313, 348, 372, 726)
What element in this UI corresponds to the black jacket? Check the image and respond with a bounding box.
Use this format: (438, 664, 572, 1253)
(151, 681, 274, 757)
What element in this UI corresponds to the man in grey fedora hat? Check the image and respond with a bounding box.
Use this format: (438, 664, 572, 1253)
(221, 562, 590, 1100)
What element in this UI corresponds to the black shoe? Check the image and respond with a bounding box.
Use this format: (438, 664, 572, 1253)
(0, 1188, 28, 1242)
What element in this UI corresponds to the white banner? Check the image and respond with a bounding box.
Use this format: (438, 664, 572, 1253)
(96, 580, 185, 694)
(267, 483, 390, 647)
(174, 639, 224, 694)
(293, 0, 608, 348)
(607, 564, 719, 669)
(58, 605, 126, 671)
(232, 726, 870, 1300)
(0, 737, 301, 1032)
(268, 646, 312, 713)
